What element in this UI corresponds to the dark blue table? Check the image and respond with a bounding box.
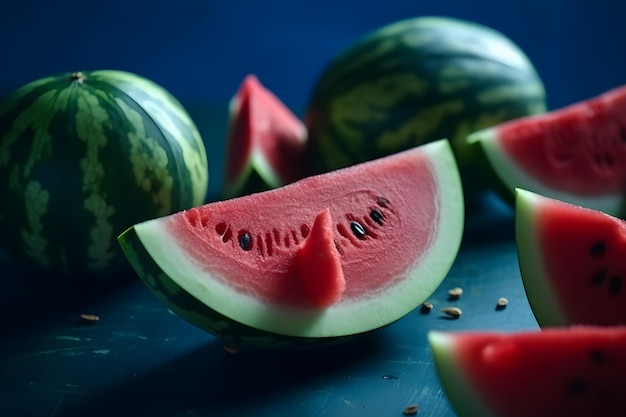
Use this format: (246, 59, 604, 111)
(0, 104, 539, 417)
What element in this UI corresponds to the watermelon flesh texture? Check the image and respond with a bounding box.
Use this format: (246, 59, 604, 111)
(468, 85, 626, 217)
(515, 188, 626, 327)
(429, 327, 626, 417)
(119, 139, 464, 341)
(222, 74, 307, 198)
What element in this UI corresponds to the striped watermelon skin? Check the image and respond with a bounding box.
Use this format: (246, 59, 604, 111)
(305, 16, 547, 177)
(0, 70, 209, 278)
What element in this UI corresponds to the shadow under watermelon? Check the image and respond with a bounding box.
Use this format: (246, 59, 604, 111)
(57, 329, 389, 417)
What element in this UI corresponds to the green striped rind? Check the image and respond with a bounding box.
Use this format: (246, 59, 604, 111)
(85, 70, 209, 207)
(0, 70, 209, 277)
(118, 225, 353, 349)
(305, 16, 546, 181)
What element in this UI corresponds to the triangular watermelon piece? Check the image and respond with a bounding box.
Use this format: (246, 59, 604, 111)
(222, 74, 307, 198)
(429, 327, 626, 417)
(515, 188, 626, 327)
(467, 84, 626, 217)
(292, 208, 346, 307)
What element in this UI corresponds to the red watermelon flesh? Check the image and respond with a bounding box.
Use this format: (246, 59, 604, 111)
(223, 74, 307, 198)
(468, 85, 626, 216)
(516, 188, 626, 327)
(121, 139, 463, 338)
(429, 327, 626, 417)
(179, 144, 438, 307)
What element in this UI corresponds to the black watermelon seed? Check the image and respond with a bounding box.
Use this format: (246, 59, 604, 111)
(589, 241, 607, 257)
(238, 231, 252, 251)
(619, 127, 626, 142)
(370, 209, 384, 226)
(609, 275, 622, 295)
(350, 221, 367, 239)
(589, 349, 605, 365)
(592, 269, 607, 285)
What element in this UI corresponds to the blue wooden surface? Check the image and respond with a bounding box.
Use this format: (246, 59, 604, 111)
(0, 181, 539, 417)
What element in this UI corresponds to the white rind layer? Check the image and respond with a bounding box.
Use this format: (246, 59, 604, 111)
(514, 188, 570, 327)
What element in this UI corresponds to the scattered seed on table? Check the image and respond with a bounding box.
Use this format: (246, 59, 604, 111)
(496, 297, 509, 310)
(403, 403, 419, 415)
(441, 306, 462, 318)
(79, 313, 100, 323)
(420, 301, 433, 313)
(448, 286, 463, 300)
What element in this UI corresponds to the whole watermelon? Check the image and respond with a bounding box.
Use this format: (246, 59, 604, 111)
(0, 70, 209, 279)
(304, 16, 547, 179)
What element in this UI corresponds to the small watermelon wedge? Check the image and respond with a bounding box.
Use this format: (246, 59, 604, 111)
(467, 85, 626, 217)
(428, 326, 626, 417)
(118, 139, 464, 348)
(515, 188, 626, 327)
(222, 74, 307, 199)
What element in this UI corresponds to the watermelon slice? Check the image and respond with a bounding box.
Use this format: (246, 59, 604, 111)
(118, 139, 464, 348)
(428, 326, 626, 417)
(222, 74, 307, 198)
(515, 188, 626, 327)
(467, 85, 626, 217)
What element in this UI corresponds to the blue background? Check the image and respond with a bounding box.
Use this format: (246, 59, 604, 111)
(2, 1, 625, 198)
(2, 1, 625, 110)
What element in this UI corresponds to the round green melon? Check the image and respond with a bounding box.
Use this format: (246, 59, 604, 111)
(0, 70, 209, 278)
(304, 16, 546, 184)
(118, 139, 464, 349)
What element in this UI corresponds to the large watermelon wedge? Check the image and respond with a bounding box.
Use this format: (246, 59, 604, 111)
(429, 327, 626, 417)
(118, 139, 463, 348)
(515, 188, 626, 327)
(222, 74, 307, 199)
(467, 85, 626, 217)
